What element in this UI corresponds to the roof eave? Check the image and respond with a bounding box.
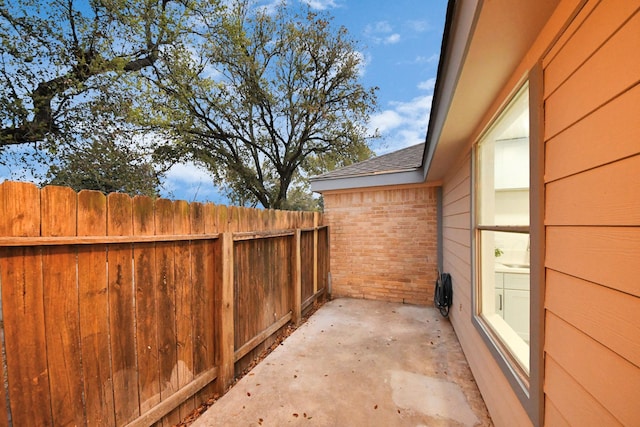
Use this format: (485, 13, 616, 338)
(310, 168, 424, 193)
(422, 0, 482, 181)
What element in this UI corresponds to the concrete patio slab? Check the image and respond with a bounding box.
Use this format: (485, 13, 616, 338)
(192, 298, 492, 426)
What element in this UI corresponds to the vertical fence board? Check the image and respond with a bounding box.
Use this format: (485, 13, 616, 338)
(107, 193, 140, 425)
(217, 232, 235, 394)
(133, 196, 160, 413)
(41, 186, 85, 426)
(173, 200, 195, 418)
(300, 231, 314, 302)
(77, 190, 115, 426)
(154, 199, 180, 426)
(190, 203, 214, 405)
(293, 230, 302, 325)
(198, 204, 218, 401)
(0, 182, 51, 427)
(0, 183, 326, 427)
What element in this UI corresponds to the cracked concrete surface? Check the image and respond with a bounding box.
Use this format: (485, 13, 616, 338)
(192, 298, 492, 426)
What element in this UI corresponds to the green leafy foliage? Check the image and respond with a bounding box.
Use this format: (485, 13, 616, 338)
(46, 138, 161, 197)
(139, 0, 378, 208)
(1, 0, 377, 206)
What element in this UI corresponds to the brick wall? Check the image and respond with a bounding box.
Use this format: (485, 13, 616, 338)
(323, 183, 439, 305)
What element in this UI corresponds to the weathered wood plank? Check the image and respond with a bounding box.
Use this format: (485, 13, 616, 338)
(218, 232, 235, 394)
(293, 229, 302, 325)
(107, 192, 140, 425)
(197, 203, 218, 402)
(78, 190, 115, 426)
(190, 202, 213, 405)
(173, 200, 195, 417)
(133, 196, 160, 413)
(124, 367, 218, 427)
(190, 203, 206, 376)
(41, 186, 84, 426)
(234, 313, 292, 363)
(154, 199, 180, 426)
(0, 233, 219, 247)
(300, 230, 314, 302)
(0, 181, 51, 426)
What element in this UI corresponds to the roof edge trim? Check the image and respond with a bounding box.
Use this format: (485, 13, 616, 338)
(310, 168, 424, 193)
(422, 0, 483, 180)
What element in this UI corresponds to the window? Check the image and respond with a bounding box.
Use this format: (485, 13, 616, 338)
(475, 83, 530, 376)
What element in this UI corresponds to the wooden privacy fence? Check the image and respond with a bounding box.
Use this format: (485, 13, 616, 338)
(0, 181, 328, 427)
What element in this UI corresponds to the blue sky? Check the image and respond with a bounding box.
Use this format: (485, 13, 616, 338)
(162, 0, 447, 203)
(0, 0, 447, 204)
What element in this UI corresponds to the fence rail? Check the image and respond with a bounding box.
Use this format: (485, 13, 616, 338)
(0, 181, 328, 427)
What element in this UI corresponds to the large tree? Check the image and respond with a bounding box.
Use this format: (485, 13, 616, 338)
(0, 0, 219, 150)
(142, 0, 377, 209)
(46, 136, 161, 196)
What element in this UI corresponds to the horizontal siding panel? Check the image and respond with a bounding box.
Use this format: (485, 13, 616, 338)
(443, 236, 471, 265)
(545, 269, 640, 367)
(546, 154, 640, 225)
(545, 83, 640, 182)
(443, 227, 471, 248)
(544, 354, 623, 427)
(545, 10, 640, 139)
(443, 155, 471, 193)
(546, 226, 640, 297)
(443, 194, 470, 217)
(544, 398, 571, 427)
(542, 0, 599, 69)
(451, 307, 533, 427)
(443, 212, 471, 230)
(444, 254, 471, 300)
(544, 0, 639, 97)
(443, 248, 471, 289)
(545, 313, 640, 426)
(443, 177, 471, 208)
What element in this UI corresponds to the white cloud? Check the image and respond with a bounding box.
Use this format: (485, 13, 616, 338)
(165, 162, 213, 184)
(369, 110, 403, 133)
(407, 20, 434, 32)
(348, 50, 370, 76)
(414, 53, 440, 64)
(371, 21, 393, 33)
(365, 21, 398, 45)
(300, 0, 340, 10)
(418, 77, 437, 91)
(368, 94, 433, 153)
(384, 33, 401, 45)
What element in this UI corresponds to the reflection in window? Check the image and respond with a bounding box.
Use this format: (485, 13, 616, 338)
(476, 83, 530, 374)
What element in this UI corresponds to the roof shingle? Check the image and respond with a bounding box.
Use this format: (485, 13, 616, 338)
(311, 143, 425, 181)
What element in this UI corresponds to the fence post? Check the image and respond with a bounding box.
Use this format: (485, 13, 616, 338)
(313, 212, 319, 294)
(218, 232, 235, 394)
(293, 229, 302, 325)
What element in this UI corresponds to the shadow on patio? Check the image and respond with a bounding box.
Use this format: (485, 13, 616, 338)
(192, 298, 492, 426)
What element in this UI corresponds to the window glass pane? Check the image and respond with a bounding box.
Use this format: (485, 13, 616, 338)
(479, 230, 530, 373)
(478, 85, 529, 226)
(476, 84, 530, 374)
